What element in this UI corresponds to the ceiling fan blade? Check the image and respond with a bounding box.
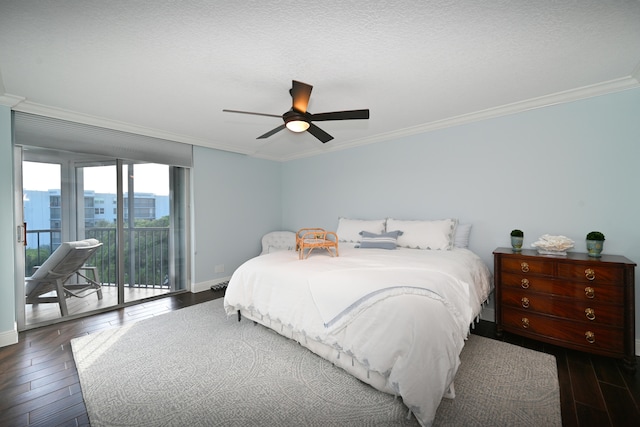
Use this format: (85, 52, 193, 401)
(307, 123, 333, 143)
(223, 109, 282, 118)
(310, 109, 370, 121)
(257, 124, 286, 139)
(290, 80, 313, 113)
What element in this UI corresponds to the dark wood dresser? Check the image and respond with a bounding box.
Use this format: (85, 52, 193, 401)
(493, 247, 636, 370)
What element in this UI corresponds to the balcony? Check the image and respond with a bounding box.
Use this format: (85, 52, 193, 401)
(24, 227, 173, 326)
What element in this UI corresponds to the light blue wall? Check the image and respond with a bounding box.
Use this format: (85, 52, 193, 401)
(282, 88, 640, 336)
(0, 106, 17, 345)
(192, 147, 282, 287)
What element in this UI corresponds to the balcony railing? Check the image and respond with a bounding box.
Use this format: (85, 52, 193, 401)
(25, 227, 171, 289)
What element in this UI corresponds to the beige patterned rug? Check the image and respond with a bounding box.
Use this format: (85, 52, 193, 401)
(71, 298, 561, 426)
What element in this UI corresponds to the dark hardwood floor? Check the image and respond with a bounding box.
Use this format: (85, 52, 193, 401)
(1, 290, 638, 426)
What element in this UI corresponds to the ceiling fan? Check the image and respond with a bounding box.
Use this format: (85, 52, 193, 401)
(223, 80, 369, 143)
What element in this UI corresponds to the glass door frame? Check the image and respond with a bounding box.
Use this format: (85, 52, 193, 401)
(14, 146, 26, 331)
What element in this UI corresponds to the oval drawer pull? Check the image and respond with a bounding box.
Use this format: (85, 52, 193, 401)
(521, 278, 530, 289)
(584, 286, 595, 299)
(521, 317, 530, 328)
(521, 297, 530, 308)
(520, 262, 529, 273)
(585, 308, 596, 321)
(585, 268, 596, 281)
(585, 331, 595, 344)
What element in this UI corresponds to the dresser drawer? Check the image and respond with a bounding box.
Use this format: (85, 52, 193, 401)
(501, 257, 554, 276)
(500, 272, 624, 304)
(501, 288, 624, 327)
(502, 309, 624, 355)
(557, 262, 624, 284)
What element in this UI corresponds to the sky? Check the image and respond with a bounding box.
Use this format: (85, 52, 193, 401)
(22, 162, 170, 196)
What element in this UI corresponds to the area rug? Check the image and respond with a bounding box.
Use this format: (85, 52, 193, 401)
(71, 298, 561, 426)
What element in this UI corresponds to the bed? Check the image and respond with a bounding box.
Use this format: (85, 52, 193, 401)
(223, 218, 493, 427)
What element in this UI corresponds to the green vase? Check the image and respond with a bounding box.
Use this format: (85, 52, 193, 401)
(511, 236, 524, 251)
(586, 240, 603, 258)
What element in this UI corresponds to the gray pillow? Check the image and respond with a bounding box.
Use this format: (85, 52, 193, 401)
(357, 230, 403, 250)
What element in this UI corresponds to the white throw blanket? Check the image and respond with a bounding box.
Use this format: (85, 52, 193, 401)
(309, 267, 471, 333)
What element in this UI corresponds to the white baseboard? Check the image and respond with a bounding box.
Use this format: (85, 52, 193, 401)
(193, 277, 231, 293)
(0, 322, 18, 348)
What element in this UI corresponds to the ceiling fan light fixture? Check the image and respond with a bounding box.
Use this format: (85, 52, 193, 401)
(223, 80, 369, 143)
(285, 119, 310, 132)
(283, 110, 310, 132)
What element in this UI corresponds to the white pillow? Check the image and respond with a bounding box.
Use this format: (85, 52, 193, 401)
(336, 217, 386, 243)
(454, 223, 472, 248)
(386, 218, 457, 250)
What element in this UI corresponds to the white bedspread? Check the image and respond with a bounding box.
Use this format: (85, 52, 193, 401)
(223, 245, 492, 426)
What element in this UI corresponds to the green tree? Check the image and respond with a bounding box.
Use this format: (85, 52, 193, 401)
(86, 216, 171, 286)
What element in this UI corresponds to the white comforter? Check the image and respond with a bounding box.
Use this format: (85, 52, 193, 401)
(223, 245, 492, 426)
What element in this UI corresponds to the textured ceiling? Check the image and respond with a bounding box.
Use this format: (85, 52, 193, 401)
(1, 0, 639, 161)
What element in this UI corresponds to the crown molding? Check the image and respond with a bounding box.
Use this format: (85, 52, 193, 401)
(277, 75, 640, 162)
(11, 100, 251, 156)
(0, 93, 26, 108)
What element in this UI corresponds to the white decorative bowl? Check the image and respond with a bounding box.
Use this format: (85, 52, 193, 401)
(531, 234, 575, 255)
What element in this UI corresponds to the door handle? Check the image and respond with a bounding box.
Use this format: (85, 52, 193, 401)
(17, 222, 27, 245)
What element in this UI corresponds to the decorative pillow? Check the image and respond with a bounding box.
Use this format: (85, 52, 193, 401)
(357, 230, 403, 250)
(336, 217, 386, 243)
(454, 223, 472, 248)
(386, 218, 457, 250)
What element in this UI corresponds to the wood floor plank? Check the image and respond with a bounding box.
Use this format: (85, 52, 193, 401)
(123, 305, 171, 321)
(33, 408, 88, 427)
(599, 381, 640, 426)
(553, 349, 580, 427)
(0, 342, 30, 368)
(5, 360, 68, 391)
(567, 351, 607, 410)
(0, 381, 31, 406)
(0, 374, 79, 413)
(575, 402, 611, 427)
(30, 364, 78, 390)
(78, 315, 128, 335)
(74, 413, 91, 427)
(0, 385, 74, 424)
(0, 356, 70, 392)
(591, 356, 627, 388)
(620, 360, 640, 410)
(2, 413, 29, 427)
(29, 391, 85, 426)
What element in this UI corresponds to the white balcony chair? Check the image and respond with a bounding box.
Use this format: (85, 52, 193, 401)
(25, 238, 103, 317)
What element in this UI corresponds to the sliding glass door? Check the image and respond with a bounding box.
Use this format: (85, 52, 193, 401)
(19, 150, 190, 329)
(79, 162, 182, 304)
